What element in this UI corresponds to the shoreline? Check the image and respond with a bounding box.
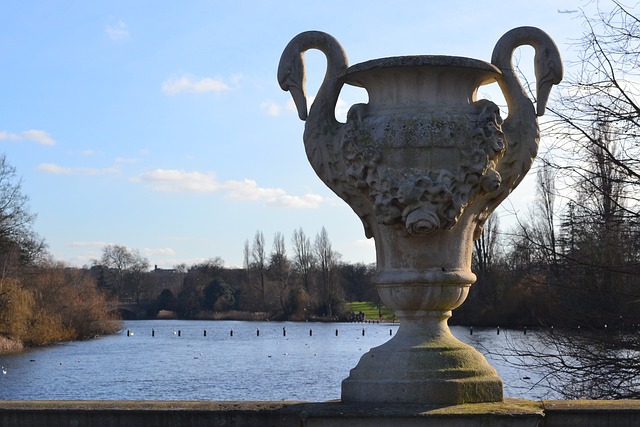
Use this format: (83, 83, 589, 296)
(0, 335, 24, 354)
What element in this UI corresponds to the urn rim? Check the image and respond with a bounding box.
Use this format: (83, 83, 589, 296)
(341, 55, 501, 87)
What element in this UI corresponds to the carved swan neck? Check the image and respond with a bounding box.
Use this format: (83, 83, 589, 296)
(278, 31, 348, 123)
(491, 26, 563, 117)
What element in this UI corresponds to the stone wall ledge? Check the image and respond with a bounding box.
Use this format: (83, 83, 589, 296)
(1, 398, 640, 426)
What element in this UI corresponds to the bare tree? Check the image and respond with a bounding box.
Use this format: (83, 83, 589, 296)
(473, 213, 500, 276)
(314, 227, 341, 318)
(269, 232, 292, 314)
(502, 1, 640, 399)
(291, 227, 315, 291)
(96, 245, 149, 301)
(250, 230, 267, 309)
(511, 163, 561, 275)
(546, 1, 640, 214)
(0, 154, 36, 243)
(469, 213, 504, 315)
(243, 239, 250, 271)
(0, 154, 46, 271)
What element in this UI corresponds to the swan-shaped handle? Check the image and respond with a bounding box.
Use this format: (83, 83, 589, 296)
(277, 31, 348, 123)
(491, 26, 563, 118)
(473, 27, 563, 238)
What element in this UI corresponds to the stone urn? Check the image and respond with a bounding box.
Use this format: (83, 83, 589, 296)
(278, 27, 562, 404)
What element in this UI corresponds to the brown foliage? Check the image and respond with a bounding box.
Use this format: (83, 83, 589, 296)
(0, 278, 35, 341)
(0, 265, 121, 347)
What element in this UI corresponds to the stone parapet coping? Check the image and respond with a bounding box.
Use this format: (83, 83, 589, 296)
(1, 399, 640, 426)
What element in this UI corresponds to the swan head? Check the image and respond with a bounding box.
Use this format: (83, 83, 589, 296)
(534, 42, 563, 116)
(278, 42, 308, 120)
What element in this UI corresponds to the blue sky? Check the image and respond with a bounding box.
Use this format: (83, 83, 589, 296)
(0, 1, 588, 268)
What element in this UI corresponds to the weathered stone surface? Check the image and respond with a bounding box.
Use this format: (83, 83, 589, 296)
(278, 27, 562, 404)
(5, 399, 640, 426)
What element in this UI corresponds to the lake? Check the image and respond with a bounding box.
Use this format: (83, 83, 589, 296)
(0, 320, 553, 401)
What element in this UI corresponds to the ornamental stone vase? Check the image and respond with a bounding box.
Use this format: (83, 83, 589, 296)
(278, 27, 562, 404)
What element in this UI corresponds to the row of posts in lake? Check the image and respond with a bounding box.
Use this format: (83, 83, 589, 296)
(124, 326, 559, 338)
(470, 326, 541, 335)
(125, 324, 616, 338)
(468, 325, 622, 334)
(468, 324, 624, 335)
(126, 327, 394, 338)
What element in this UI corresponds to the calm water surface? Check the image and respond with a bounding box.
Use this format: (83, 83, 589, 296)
(0, 320, 550, 401)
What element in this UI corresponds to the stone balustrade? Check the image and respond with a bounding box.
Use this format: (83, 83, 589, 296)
(2, 399, 640, 426)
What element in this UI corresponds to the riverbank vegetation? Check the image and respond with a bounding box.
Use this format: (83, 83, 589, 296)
(0, 266, 121, 347)
(0, 154, 120, 352)
(480, 1, 640, 399)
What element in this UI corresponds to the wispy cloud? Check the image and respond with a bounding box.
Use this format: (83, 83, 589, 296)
(132, 168, 325, 208)
(68, 241, 109, 248)
(0, 130, 56, 145)
(262, 96, 352, 121)
(106, 20, 130, 41)
(260, 101, 282, 117)
(37, 163, 120, 176)
(132, 169, 218, 192)
(161, 74, 231, 95)
(115, 157, 138, 164)
(142, 247, 177, 258)
(261, 98, 299, 117)
(354, 238, 375, 249)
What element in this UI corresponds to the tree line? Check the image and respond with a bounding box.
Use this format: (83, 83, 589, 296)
(90, 228, 378, 322)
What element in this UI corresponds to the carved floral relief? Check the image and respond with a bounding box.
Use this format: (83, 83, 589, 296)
(341, 99, 506, 235)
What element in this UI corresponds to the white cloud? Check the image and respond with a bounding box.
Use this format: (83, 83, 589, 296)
(37, 163, 72, 174)
(354, 238, 375, 249)
(286, 98, 298, 112)
(162, 74, 230, 95)
(335, 97, 351, 122)
(267, 193, 325, 209)
(115, 157, 138, 164)
(68, 241, 109, 248)
(264, 96, 351, 121)
(142, 247, 177, 258)
(106, 20, 129, 41)
(260, 101, 282, 116)
(130, 169, 219, 192)
(37, 163, 120, 176)
(222, 178, 285, 201)
(132, 168, 325, 209)
(0, 129, 56, 145)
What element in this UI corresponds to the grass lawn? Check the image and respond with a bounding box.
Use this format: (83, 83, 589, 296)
(344, 301, 395, 322)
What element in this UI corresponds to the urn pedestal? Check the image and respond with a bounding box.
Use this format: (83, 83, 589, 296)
(278, 27, 562, 404)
